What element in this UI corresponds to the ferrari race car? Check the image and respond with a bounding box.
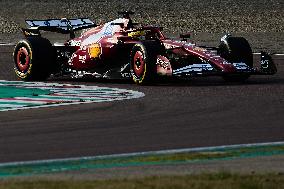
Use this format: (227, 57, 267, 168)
(14, 11, 277, 84)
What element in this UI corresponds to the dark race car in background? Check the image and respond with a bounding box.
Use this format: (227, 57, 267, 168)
(14, 11, 277, 84)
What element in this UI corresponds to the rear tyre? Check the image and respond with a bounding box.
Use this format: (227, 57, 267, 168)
(14, 37, 55, 81)
(218, 36, 253, 82)
(130, 41, 163, 84)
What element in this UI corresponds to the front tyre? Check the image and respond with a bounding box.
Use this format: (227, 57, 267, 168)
(218, 36, 253, 82)
(13, 37, 55, 81)
(130, 41, 163, 84)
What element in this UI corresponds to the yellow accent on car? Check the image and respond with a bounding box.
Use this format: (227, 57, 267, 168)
(194, 47, 206, 52)
(128, 30, 146, 38)
(89, 43, 101, 58)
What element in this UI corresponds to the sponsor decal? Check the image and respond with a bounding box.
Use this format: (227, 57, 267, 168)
(44, 20, 50, 26)
(103, 23, 113, 36)
(128, 30, 146, 38)
(164, 43, 180, 49)
(68, 40, 81, 46)
(232, 62, 249, 70)
(173, 64, 214, 75)
(193, 47, 206, 52)
(156, 55, 172, 76)
(88, 43, 102, 58)
(78, 55, 87, 64)
(121, 73, 131, 78)
(260, 59, 269, 69)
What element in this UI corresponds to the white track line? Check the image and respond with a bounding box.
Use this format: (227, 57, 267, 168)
(273, 54, 284, 56)
(0, 141, 283, 167)
(253, 52, 284, 56)
(0, 104, 24, 108)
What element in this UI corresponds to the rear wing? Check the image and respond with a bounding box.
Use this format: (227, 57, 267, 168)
(22, 18, 96, 38)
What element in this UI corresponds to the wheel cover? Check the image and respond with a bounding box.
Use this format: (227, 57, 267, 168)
(16, 47, 30, 72)
(133, 51, 145, 78)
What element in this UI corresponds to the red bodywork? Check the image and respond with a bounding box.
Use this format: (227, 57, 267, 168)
(65, 18, 162, 70)
(63, 16, 240, 77)
(19, 13, 277, 81)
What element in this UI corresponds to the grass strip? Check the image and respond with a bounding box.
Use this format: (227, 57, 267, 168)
(0, 173, 284, 189)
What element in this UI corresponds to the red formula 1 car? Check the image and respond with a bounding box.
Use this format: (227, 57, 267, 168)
(14, 11, 277, 84)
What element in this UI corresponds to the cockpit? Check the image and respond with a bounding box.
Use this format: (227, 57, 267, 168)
(81, 11, 165, 46)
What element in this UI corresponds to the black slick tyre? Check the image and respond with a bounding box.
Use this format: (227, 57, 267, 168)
(13, 37, 55, 81)
(130, 41, 163, 85)
(218, 36, 253, 82)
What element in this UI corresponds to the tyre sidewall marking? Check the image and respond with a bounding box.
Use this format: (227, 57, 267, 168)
(131, 44, 148, 84)
(16, 47, 30, 71)
(14, 40, 33, 79)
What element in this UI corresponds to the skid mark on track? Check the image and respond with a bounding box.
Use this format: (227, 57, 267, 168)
(0, 80, 144, 112)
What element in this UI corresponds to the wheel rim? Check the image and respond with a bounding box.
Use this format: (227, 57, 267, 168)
(16, 47, 30, 72)
(133, 51, 145, 78)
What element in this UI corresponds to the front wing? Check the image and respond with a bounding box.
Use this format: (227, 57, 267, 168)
(172, 52, 277, 77)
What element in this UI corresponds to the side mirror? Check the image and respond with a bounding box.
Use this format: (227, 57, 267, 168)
(180, 33, 191, 41)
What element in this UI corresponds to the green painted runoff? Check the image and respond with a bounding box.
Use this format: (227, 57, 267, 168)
(0, 86, 51, 98)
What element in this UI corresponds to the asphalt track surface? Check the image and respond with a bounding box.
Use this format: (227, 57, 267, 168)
(0, 46, 283, 164)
